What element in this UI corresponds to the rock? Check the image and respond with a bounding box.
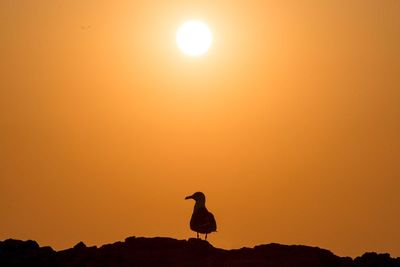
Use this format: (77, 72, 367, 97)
(0, 236, 398, 266)
(73, 241, 87, 250)
(354, 252, 400, 267)
(0, 239, 39, 251)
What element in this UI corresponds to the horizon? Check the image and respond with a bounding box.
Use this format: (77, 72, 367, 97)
(1, 0, 399, 257)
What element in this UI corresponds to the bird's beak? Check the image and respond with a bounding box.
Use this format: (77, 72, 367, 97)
(185, 195, 193, 200)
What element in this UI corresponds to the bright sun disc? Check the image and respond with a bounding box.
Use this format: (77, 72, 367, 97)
(176, 20, 213, 57)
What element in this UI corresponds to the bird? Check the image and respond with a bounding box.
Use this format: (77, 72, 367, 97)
(185, 192, 217, 240)
(80, 25, 91, 30)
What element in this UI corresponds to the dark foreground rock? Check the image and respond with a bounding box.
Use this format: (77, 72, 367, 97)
(0, 237, 399, 267)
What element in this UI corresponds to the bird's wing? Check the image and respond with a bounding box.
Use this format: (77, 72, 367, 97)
(207, 212, 217, 232)
(191, 208, 217, 233)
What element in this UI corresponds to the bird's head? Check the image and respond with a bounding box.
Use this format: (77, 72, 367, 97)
(185, 192, 206, 204)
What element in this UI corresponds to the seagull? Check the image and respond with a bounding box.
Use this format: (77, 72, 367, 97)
(185, 192, 217, 240)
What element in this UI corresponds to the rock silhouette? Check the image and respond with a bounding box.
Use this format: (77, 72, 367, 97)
(0, 237, 399, 267)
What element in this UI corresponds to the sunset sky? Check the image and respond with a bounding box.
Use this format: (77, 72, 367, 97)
(1, 0, 399, 257)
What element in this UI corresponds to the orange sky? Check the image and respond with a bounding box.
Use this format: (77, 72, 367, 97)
(1, 0, 399, 257)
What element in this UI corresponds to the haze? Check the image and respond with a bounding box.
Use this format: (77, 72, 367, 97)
(0, 0, 399, 257)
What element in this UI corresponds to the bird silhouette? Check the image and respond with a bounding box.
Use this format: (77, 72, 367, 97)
(185, 192, 217, 240)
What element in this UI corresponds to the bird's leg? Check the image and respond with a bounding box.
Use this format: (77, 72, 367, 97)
(205, 234, 208, 240)
(197, 232, 199, 239)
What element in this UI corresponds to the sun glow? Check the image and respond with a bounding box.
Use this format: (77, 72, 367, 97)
(176, 20, 213, 57)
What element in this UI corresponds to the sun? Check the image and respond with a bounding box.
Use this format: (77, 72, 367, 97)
(176, 20, 213, 57)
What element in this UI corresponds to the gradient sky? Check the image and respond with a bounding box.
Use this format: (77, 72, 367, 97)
(1, 0, 399, 257)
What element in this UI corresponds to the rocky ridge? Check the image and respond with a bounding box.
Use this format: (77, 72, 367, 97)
(0, 237, 399, 266)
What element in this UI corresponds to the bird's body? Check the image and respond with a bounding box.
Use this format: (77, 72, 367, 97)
(190, 206, 217, 234)
(185, 192, 217, 240)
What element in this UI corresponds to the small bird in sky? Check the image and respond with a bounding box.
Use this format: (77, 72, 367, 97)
(80, 25, 91, 30)
(185, 192, 217, 240)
